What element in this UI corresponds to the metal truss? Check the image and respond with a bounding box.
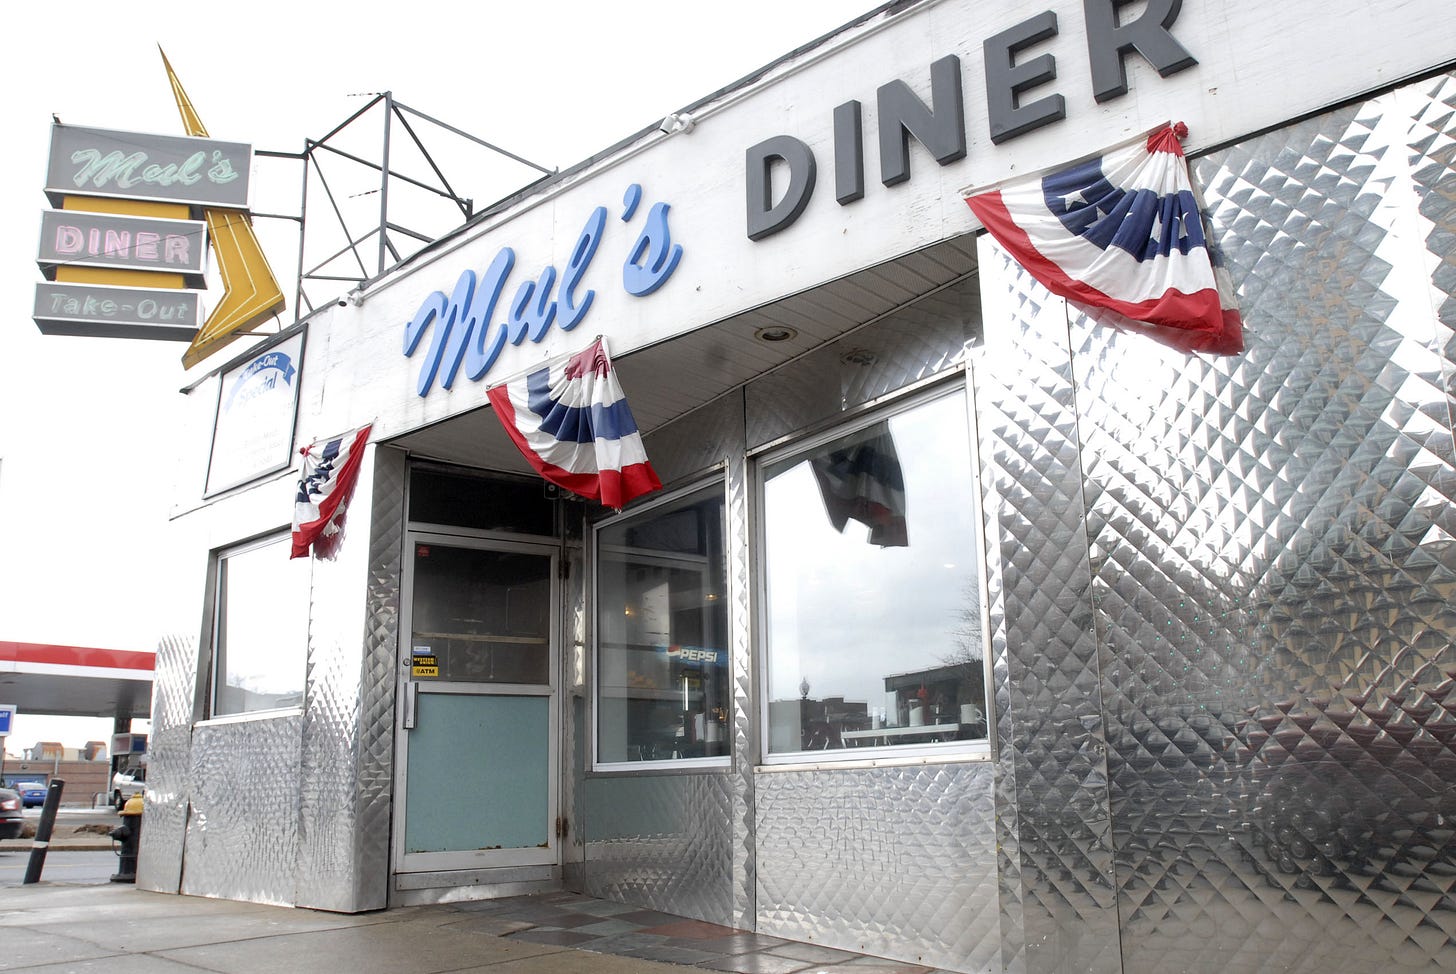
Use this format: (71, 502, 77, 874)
(254, 92, 555, 320)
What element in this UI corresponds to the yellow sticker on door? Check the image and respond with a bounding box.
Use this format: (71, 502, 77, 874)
(411, 647, 438, 678)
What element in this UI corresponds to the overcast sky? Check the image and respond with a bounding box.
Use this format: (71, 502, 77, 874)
(0, 0, 876, 750)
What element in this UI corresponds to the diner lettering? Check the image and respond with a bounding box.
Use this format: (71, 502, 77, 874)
(746, 0, 1198, 238)
(51, 223, 192, 266)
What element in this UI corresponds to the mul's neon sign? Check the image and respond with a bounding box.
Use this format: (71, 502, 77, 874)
(44, 124, 252, 209)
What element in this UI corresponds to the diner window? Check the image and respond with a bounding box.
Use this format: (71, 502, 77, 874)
(760, 386, 987, 760)
(211, 533, 311, 716)
(595, 482, 730, 767)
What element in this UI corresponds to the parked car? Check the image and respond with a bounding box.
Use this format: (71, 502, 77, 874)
(0, 789, 21, 840)
(13, 781, 47, 808)
(111, 766, 146, 810)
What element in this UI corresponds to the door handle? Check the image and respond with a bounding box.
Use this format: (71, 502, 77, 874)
(403, 681, 418, 730)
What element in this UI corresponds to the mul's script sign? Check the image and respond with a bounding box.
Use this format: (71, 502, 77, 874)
(45, 124, 252, 209)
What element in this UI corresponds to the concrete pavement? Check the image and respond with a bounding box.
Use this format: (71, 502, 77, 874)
(0, 845, 947, 973)
(0, 882, 701, 974)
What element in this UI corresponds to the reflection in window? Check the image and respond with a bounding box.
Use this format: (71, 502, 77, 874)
(762, 389, 986, 757)
(596, 484, 730, 765)
(213, 534, 310, 716)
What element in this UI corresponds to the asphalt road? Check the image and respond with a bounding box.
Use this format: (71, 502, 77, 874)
(1, 806, 133, 886)
(24, 805, 121, 833)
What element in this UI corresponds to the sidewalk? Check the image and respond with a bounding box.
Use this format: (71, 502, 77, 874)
(0, 880, 950, 974)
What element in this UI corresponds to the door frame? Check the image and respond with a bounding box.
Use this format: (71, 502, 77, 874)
(392, 530, 561, 877)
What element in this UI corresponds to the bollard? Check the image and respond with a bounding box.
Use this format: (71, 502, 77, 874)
(109, 793, 143, 883)
(22, 778, 65, 885)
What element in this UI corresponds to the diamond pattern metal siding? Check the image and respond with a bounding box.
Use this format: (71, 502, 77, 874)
(181, 713, 303, 906)
(297, 492, 366, 909)
(755, 763, 1001, 973)
(974, 237, 1121, 974)
(745, 273, 980, 449)
(354, 446, 405, 908)
(726, 414, 757, 930)
(1056, 74, 1456, 974)
(646, 390, 743, 485)
(294, 446, 404, 911)
(972, 72, 1456, 974)
(582, 772, 736, 923)
(1414, 74, 1456, 425)
(136, 632, 197, 893)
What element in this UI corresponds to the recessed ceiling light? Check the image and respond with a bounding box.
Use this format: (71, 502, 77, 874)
(754, 325, 798, 343)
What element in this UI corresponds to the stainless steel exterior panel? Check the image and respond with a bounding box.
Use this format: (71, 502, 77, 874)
(137, 632, 199, 894)
(755, 763, 1001, 973)
(977, 72, 1456, 974)
(726, 424, 756, 930)
(644, 389, 743, 486)
(356, 445, 407, 908)
(296, 446, 403, 912)
(1096, 77, 1456, 974)
(745, 274, 981, 450)
(739, 276, 997, 968)
(180, 713, 303, 905)
(974, 237, 1121, 974)
(582, 772, 736, 924)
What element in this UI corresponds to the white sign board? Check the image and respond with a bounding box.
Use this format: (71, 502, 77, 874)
(0, 704, 15, 737)
(206, 332, 304, 495)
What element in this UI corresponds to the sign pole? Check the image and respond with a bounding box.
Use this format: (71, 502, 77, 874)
(0, 705, 15, 786)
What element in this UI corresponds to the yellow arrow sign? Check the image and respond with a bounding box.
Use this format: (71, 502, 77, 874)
(161, 48, 287, 369)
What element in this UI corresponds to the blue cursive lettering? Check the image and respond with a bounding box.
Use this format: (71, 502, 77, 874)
(559, 206, 606, 330)
(403, 184, 685, 397)
(622, 201, 684, 297)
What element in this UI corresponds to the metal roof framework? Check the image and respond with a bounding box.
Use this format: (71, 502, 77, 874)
(254, 92, 556, 321)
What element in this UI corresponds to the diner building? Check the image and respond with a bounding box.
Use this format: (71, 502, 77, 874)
(141, 1, 1456, 972)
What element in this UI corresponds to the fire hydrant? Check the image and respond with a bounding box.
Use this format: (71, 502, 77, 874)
(109, 793, 143, 883)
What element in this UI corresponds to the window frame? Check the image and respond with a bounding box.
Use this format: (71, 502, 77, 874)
(752, 377, 993, 768)
(590, 474, 733, 774)
(205, 530, 311, 722)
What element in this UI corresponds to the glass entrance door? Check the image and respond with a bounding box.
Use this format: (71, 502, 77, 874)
(396, 537, 558, 873)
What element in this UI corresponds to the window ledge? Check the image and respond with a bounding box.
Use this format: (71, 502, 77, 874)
(196, 706, 304, 728)
(589, 756, 732, 776)
(756, 746, 990, 774)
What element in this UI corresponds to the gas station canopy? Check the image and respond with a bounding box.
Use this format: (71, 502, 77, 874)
(0, 641, 154, 720)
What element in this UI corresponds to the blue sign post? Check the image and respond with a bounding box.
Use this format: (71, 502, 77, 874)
(0, 705, 13, 786)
